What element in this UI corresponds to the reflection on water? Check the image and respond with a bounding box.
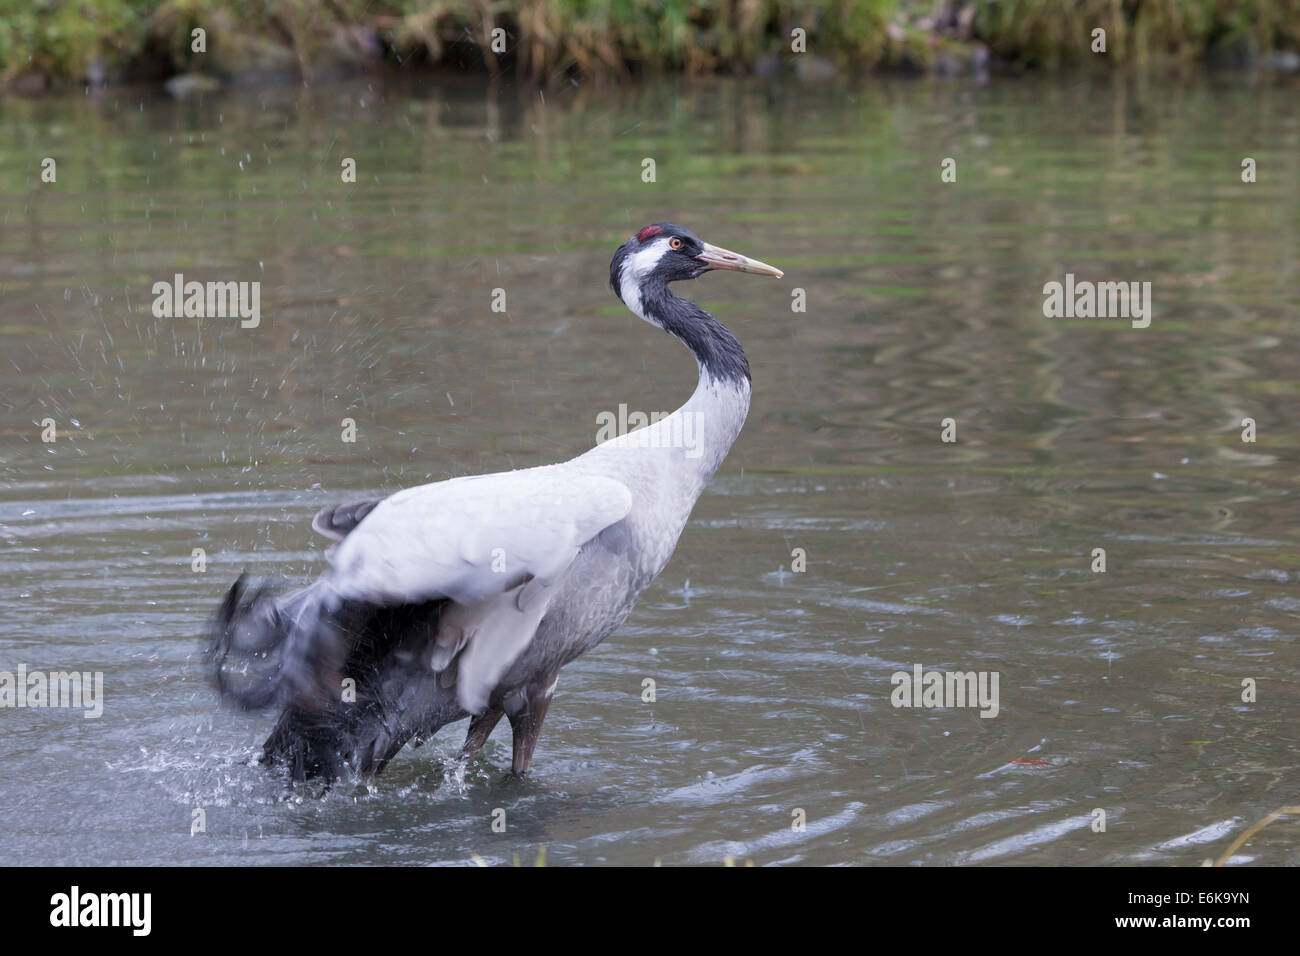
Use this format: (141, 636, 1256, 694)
(0, 74, 1297, 865)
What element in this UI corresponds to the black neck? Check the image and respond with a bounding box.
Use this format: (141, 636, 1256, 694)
(641, 281, 751, 385)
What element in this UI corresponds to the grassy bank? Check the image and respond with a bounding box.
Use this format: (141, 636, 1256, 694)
(2, 0, 1299, 90)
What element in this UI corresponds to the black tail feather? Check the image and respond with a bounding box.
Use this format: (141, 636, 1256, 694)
(210, 574, 290, 710)
(208, 574, 451, 782)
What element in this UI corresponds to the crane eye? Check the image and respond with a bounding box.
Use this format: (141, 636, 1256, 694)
(669, 237, 683, 250)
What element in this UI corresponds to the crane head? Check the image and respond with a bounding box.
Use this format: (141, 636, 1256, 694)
(610, 222, 783, 309)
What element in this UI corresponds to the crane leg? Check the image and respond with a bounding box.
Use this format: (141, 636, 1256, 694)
(506, 678, 557, 777)
(460, 706, 504, 760)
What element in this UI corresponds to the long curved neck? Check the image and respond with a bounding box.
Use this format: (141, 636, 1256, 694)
(668, 361, 751, 486)
(587, 281, 751, 491)
(640, 281, 751, 386)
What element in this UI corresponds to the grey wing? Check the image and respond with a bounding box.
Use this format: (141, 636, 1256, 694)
(312, 497, 386, 542)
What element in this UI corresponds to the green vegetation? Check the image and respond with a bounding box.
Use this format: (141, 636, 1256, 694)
(2, 0, 1299, 89)
(975, 0, 1300, 69)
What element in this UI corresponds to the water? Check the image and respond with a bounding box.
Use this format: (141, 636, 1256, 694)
(1, 75, 1297, 866)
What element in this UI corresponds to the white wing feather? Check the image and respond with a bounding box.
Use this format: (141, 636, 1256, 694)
(327, 468, 632, 605)
(322, 467, 633, 713)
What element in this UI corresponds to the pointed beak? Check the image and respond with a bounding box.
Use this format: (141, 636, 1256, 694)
(696, 241, 784, 278)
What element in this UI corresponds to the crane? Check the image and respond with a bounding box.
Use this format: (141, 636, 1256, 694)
(210, 222, 783, 782)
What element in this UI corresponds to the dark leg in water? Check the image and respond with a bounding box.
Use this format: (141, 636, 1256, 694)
(460, 706, 504, 759)
(506, 678, 557, 777)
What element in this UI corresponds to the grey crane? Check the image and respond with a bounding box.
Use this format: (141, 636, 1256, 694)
(210, 222, 783, 782)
